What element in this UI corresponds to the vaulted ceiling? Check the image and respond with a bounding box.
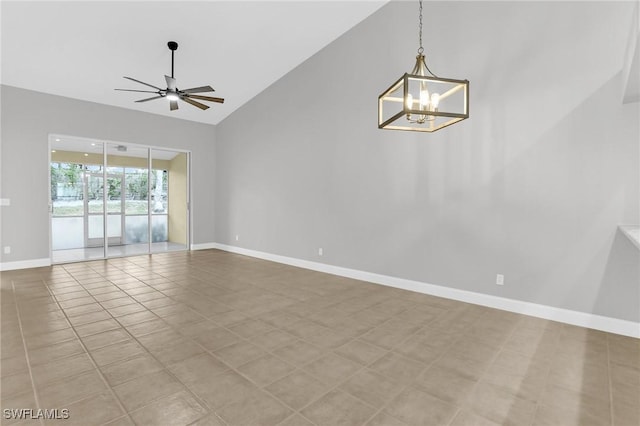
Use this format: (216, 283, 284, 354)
(1, 1, 387, 125)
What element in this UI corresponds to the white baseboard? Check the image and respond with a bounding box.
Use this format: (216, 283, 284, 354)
(209, 243, 640, 338)
(0, 258, 52, 271)
(191, 243, 219, 251)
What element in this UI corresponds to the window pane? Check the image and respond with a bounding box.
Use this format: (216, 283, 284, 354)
(107, 175, 122, 213)
(125, 168, 149, 214)
(152, 215, 167, 242)
(125, 215, 149, 244)
(87, 173, 104, 213)
(51, 162, 84, 216)
(150, 169, 168, 214)
(88, 215, 104, 239)
(51, 217, 84, 249)
(107, 215, 122, 238)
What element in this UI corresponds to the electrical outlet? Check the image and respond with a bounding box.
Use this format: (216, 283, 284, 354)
(318, 248, 323, 256)
(496, 274, 504, 285)
(235, 235, 239, 241)
(3, 246, 10, 254)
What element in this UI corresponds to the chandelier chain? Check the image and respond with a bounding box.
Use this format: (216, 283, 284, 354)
(418, 0, 424, 54)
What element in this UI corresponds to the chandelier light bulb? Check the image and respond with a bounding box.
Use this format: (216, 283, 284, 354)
(406, 93, 414, 110)
(430, 93, 440, 109)
(419, 88, 429, 109)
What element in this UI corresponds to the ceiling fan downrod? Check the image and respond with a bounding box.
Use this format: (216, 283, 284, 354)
(168, 41, 178, 78)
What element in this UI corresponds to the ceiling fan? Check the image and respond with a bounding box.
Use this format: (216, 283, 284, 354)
(115, 41, 224, 111)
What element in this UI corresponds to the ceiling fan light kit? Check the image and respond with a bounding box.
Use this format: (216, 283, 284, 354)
(115, 41, 224, 111)
(378, 0, 468, 132)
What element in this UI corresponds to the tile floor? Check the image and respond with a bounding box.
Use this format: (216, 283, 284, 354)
(1, 249, 638, 426)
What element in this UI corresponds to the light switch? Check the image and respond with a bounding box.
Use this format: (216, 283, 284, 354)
(0, 199, 10, 206)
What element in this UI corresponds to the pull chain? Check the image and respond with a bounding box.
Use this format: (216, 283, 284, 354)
(415, 0, 437, 77)
(418, 0, 424, 55)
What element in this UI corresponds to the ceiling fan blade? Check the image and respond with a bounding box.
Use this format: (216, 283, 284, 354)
(182, 85, 215, 94)
(181, 96, 209, 110)
(170, 100, 179, 111)
(186, 94, 224, 104)
(115, 89, 160, 94)
(123, 76, 163, 91)
(165, 75, 177, 91)
(135, 96, 164, 103)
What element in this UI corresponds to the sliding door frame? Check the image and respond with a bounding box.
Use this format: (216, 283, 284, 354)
(49, 134, 192, 264)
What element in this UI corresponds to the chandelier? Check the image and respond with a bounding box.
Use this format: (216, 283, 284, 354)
(378, 0, 469, 132)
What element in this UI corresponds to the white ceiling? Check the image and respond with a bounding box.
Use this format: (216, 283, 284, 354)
(1, 1, 387, 126)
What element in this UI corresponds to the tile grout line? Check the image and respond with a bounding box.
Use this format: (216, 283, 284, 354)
(89, 259, 377, 425)
(470, 315, 527, 426)
(156, 320, 314, 424)
(359, 308, 527, 426)
(90, 257, 328, 422)
(104, 258, 316, 425)
(78, 257, 320, 423)
(261, 302, 474, 425)
(43, 264, 135, 425)
(263, 303, 430, 424)
(356, 305, 488, 426)
(10, 278, 46, 426)
(246, 292, 476, 425)
(526, 323, 562, 426)
(72, 260, 219, 425)
(606, 335, 615, 426)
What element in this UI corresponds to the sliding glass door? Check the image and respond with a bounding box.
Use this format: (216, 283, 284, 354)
(50, 136, 190, 263)
(85, 169, 106, 248)
(152, 149, 189, 253)
(123, 166, 150, 252)
(106, 143, 148, 257)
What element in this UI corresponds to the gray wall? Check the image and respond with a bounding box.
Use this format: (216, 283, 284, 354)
(0, 85, 216, 263)
(215, 1, 640, 321)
